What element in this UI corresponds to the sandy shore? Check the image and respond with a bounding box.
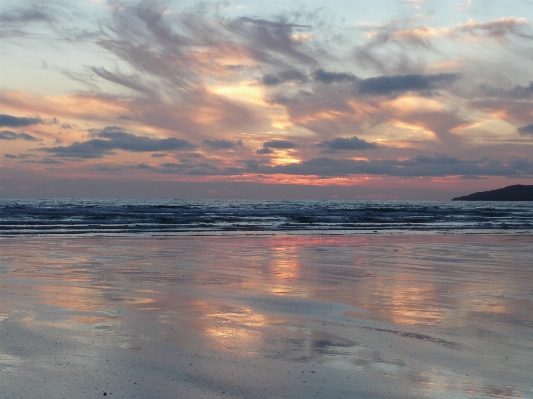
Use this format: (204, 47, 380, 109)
(0, 235, 532, 398)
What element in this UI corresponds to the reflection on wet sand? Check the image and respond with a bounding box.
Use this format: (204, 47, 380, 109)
(0, 235, 532, 399)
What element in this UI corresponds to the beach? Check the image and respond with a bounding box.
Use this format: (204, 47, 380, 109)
(0, 235, 532, 398)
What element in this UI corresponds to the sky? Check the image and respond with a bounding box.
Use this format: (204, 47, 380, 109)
(1, 0, 532, 200)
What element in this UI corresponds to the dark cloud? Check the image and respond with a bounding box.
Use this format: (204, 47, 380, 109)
(0, 1, 72, 39)
(136, 160, 220, 175)
(90, 67, 156, 96)
(93, 165, 123, 172)
(0, 130, 40, 141)
(0, 7, 52, 24)
(263, 140, 297, 149)
(4, 153, 36, 159)
(262, 70, 309, 86)
(477, 82, 533, 100)
(256, 139, 297, 154)
(318, 136, 379, 152)
(250, 155, 533, 177)
(357, 73, 458, 95)
(62, 27, 102, 43)
(256, 147, 274, 155)
(0, 114, 43, 128)
(238, 159, 269, 170)
(313, 69, 357, 84)
(232, 17, 316, 66)
(130, 153, 533, 179)
(518, 124, 533, 136)
(137, 163, 153, 170)
(151, 153, 168, 158)
(203, 139, 243, 150)
(21, 157, 64, 165)
(160, 162, 192, 169)
(40, 127, 195, 158)
(509, 82, 533, 99)
(184, 152, 204, 159)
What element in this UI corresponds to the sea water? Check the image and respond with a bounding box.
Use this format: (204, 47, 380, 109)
(1, 198, 532, 236)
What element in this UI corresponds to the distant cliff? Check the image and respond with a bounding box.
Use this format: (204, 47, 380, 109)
(452, 184, 533, 201)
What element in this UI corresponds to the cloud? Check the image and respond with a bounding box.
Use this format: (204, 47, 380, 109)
(96, 2, 318, 93)
(256, 139, 297, 154)
(399, 111, 468, 141)
(0, 1, 73, 39)
(250, 155, 533, 177)
(362, 17, 531, 50)
(268, 71, 462, 139)
(0, 130, 40, 141)
(4, 153, 36, 159)
(0, 114, 43, 127)
(136, 160, 221, 175)
(203, 139, 243, 150)
(256, 148, 274, 155)
(313, 69, 357, 84)
(0, 5, 53, 25)
(357, 73, 458, 95)
(263, 140, 297, 149)
(318, 136, 379, 151)
(40, 126, 195, 158)
(353, 16, 531, 76)
(136, 163, 153, 170)
(129, 152, 533, 179)
(457, 17, 532, 39)
(21, 157, 64, 165)
(92, 165, 123, 172)
(262, 70, 309, 86)
(232, 17, 317, 66)
(238, 159, 269, 170)
(518, 124, 533, 136)
(90, 67, 156, 96)
(480, 81, 533, 99)
(509, 82, 533, 99)
(470, 99, 533, 127)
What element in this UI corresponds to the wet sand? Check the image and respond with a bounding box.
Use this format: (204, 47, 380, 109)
(0, 235, 532, 399)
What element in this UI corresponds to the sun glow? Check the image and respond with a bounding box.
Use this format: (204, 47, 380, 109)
(210, 81, 266, 105)
(392, 121, 436, 138)
(383, 95, 444, 113)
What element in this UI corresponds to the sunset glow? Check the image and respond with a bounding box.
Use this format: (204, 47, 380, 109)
(1, 0, 532, 199)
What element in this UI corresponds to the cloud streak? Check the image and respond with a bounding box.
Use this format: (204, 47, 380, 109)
(256, 139, 297, 154)
(518, 124, 533, 136)
(356, 73, 458, 95)
(203, 139, 243, 150)
(0, 114, 43, 127)
(40, 127, 195, 158)
(0, 130, 40, 141)
(251, 156, 533, 178)
(318, 136, 379, 152)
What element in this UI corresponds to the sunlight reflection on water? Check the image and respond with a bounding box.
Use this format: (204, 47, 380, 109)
(0, 235, 531, 398)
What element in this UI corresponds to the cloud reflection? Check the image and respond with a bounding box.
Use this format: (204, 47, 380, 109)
(1, 235, 531, 398)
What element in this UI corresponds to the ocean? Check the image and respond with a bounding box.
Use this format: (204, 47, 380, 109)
(1, 198, 532, 236)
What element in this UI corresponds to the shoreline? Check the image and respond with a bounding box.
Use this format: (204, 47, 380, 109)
(2, 230, 533, 239)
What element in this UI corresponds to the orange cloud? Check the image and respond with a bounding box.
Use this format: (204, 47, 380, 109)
(0, 91, 132, 122)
